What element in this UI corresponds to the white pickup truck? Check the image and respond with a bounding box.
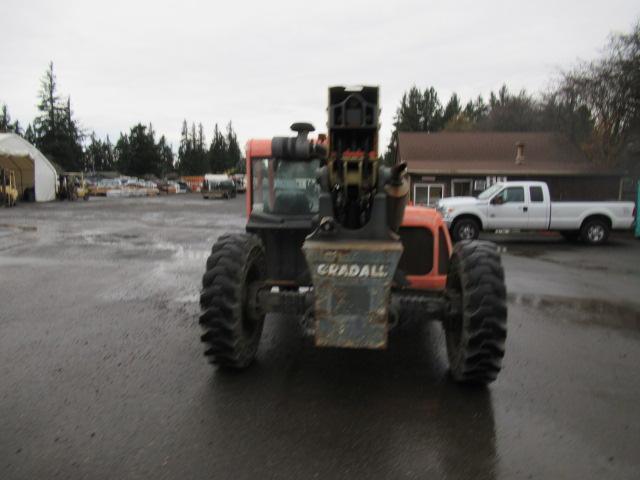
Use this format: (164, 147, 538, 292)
(437, 181, 636, 245)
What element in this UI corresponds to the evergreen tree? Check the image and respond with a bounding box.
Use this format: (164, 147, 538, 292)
(385, 86, 444, 162)
(391, 86, 444, 133)
(225, 121, 242, 172)
(85, 132, 117, 172)
(115, 124, 168, 177)
(24, 124, 37, 144)
(104, 136, 115, 170)
(196, 123, 208, 173)
(442, 93, 462, 126)
(85, 132, 102, 172)
(463, 95, 489, 123)
(0, 104, 11, 132)
(32, 62, 84, 170)
(157, 135, 174, 177)
(177, 120, 194, 174)
(177, 121, 209, 174)
(0, 104, 23, 134)
(420, 87, 444, 132)
(443, 113, 474, 131)
(394, 87, 424, 131)
(177, 120, 240, 174)
(114, 131, 131, 173)
(482, 85, 541, 131)
(208, 123, 227, 173)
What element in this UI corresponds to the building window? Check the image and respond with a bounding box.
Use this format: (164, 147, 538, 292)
(451, 179, 472, 196)
(487, 176, 507, 186)
(414, 183, 444, 206)
(473, 179, 487, 191)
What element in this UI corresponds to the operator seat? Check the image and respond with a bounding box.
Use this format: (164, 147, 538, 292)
(272, 190, 311, 215)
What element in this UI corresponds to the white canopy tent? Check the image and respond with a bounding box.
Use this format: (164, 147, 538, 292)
(0, 133, 58, 202)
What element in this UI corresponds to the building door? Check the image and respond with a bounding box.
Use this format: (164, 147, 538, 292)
(451, 179, 472, 197)
(414, 183, 444, 206)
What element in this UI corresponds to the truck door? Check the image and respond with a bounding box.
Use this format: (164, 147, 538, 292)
(487, 186, 529, 229)
(527, 185, 549, 229)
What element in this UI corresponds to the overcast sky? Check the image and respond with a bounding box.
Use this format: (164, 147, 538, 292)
(1, 0, 638, 153)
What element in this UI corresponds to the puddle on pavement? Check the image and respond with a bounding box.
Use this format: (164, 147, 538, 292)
(79, 232, 142, 245)
(497, 244, 576, 259)
(0, 223, 38, 232)
(68, 231, 211, 264)
(509, 293, 640, 330)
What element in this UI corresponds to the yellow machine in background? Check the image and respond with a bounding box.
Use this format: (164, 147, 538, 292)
(0, 168, 18, 207)
(58, 172, 89, 201)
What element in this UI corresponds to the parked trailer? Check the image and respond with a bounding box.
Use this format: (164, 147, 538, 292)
(202, 174, 236, 199)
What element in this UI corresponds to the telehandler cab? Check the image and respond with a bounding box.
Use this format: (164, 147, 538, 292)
(199, 86, 507, 384)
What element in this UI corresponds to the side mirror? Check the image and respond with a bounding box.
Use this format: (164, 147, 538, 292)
(491, 196, 504, 205)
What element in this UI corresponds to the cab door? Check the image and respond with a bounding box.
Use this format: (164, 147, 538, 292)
(526, 185, 549, 229)
(487, 186, 529, 229)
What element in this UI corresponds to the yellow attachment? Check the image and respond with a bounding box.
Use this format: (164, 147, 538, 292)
(328, 155, 379, 192)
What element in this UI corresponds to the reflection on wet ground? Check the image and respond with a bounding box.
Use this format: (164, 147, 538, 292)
(0, 223, 38, 232)
(509, 293, 640, 329)
(202, 319, 499, 479)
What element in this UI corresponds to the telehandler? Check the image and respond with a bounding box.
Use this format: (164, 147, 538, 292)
(199, 86, 507, 384)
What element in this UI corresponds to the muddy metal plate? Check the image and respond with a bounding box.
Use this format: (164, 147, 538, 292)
(303, 240, 403, 349)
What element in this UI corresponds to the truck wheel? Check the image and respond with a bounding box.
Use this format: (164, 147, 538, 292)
(444, 240, 507, 385)
(580, 218, 609, 245)
(452, 218, 480, 242)
(199, 233, 266, 369)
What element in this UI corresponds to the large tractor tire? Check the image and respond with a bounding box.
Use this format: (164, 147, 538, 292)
(199, 233, 266, 369)
(444, 240, 507, 385)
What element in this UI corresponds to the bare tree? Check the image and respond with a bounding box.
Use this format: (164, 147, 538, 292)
(559, 21, 639, 166)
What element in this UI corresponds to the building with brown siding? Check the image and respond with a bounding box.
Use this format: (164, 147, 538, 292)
(397, 131, 624, 205)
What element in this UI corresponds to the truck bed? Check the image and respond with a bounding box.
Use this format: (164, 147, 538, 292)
(550, 201, 635, 230)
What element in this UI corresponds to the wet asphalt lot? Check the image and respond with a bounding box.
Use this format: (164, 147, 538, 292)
(1, 195, 639, 480)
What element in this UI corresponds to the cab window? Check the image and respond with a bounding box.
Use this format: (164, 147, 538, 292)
(495, 186, 524, 203)
(529, 186, 544, 202)
(252, 158, 320, 215)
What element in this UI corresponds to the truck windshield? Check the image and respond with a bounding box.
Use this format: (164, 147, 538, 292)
(252, 158, 320, 215)
(477, 183, 504, 200)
